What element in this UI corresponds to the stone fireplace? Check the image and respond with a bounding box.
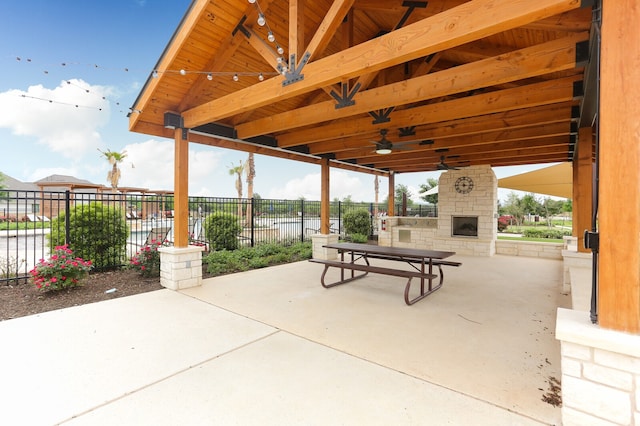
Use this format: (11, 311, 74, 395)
(378, 165, 498, 256)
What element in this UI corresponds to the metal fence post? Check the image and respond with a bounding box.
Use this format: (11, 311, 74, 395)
(64, 190, 71, 246)
(250, 197, 255, 247)
(300, 199, 305, 242)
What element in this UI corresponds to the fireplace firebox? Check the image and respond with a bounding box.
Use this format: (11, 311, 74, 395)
(452, 216, 478, 237)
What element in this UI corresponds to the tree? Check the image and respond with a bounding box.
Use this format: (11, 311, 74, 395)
(228, 160, 244, 219)
(419, 178, 439, 205)
(395, 184, 414, 207)
(245, 153, 256, 225)
(98, 149, 130, 190)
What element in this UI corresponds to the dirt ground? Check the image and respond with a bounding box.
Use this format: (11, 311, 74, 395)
(0, 269, 164, 321)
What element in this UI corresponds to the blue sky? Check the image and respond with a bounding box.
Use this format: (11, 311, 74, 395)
(0, 0, 553, 203)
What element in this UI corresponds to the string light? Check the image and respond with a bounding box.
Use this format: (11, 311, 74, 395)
(258, 73, 264, 81)
(233, 73, 239, 81)
(246, 0, 287, 73)
(207, 73, 213, 80)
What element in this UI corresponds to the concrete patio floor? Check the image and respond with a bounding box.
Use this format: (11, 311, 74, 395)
(0, 254, 568, 425)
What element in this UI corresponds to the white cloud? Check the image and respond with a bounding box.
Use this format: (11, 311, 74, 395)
(26, 166, 81, 182)
(116, 139, 225, 194)
(0, 79, 111, 157)
(267, 170, 372, 201)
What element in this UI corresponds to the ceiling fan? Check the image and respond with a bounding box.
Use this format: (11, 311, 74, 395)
(437, 155, 470, 170)
(370, 129, 433, 154)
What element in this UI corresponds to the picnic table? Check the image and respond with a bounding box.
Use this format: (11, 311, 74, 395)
(309, 242, 460, 305)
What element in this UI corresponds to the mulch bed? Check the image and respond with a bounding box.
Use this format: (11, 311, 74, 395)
(0, 269, 164, 321)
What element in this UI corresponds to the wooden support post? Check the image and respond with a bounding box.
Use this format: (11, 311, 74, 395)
(573, 127, 593, 253)
(320, 158, 330, 234)
(598, 0, 640, 332)
(173, 128, 189, 247)
(387, 172, 395, 216)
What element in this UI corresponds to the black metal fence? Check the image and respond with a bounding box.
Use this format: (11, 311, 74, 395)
(0, 190, 437, 283)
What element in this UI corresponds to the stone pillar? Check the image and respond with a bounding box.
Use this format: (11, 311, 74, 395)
(159, 245, 204, 290)
(311, 233, 339, 260)
(556, 308, 640, 425)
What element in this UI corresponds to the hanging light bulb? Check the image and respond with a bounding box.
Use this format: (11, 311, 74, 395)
(267, 31, 275, 43)
(207, 73, 213, 80)
(180, 69, 186, 75)
(152, 70, 158, 78)
(257, 13, 266, 26)
(233, 73, 239, 81)
(248, 0, 256, 3)
(276, 56, 283, 64)
(258, 73, 264, 81)
(277, 45, 284, 55)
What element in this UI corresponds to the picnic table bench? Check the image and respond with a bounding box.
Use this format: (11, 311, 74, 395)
(309, 242, 460, 305)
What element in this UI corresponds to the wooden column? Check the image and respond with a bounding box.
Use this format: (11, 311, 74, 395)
(387, 172, 395, 216)
(320, 158, 330, 234)
(173, 128, 189, 247)
(598, 0, 640, 332)
(573, 126, 593, 253)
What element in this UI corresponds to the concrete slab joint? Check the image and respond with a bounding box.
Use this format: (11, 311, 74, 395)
(159, 245, 204, 290)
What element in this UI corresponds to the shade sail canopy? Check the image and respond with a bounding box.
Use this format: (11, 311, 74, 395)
(128, 0, 595, 177)
(498, 162, 573, 198)
(422, 186, 439, 196)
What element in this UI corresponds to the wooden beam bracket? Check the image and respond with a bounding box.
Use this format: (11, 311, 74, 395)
(369, 107, 395, 124)
(398, 126, 416, 137)
(232, 16, 251, 38)
(282, 51, 311, 87)
(330, 82, 361, 109)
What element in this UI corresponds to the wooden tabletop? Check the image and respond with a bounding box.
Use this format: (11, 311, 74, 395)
(324, 242, 455, 260)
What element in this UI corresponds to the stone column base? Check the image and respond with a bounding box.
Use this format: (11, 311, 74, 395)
(159, 245, 204, 290)
(311, 234, 339, 260)
(556, 308, 640, 425)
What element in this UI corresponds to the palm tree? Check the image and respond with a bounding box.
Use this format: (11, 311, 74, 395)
(228, 161, 244, 219)
(245, 153, 256, 225)
(98, 149, 129, 190)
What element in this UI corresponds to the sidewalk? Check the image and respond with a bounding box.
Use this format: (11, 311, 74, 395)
(0, 255, 566, 425)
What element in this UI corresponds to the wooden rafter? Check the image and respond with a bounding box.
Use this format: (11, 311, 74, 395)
(236, 32, 587, 138)
(182, 0, 583, 128)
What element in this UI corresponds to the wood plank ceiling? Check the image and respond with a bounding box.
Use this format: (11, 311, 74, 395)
(129, 0, 594, 178)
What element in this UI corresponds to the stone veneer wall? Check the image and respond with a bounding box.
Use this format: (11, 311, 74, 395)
(556, 308, 640, 425)
(379, 165, 497, 256)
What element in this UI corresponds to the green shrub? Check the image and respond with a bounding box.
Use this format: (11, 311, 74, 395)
(349, 233, 369, 243)
(48, 202, 128, 270)
(522, 227, 571, 239)
(203, 212, 242, 251)
(203, 241, 313, 276)
(343, 209, 371, 237)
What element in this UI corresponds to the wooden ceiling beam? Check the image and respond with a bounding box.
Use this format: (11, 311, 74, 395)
(278, 76, 579, 147)
(308, 102, 575, 153)
(365, 138, 569, 167)
(236, 32, 587, 138)
(304, 0, 355, 63)
(182, 0, 584, 128)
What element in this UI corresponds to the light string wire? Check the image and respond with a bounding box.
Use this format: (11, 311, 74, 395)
(10, 0, 287, 114)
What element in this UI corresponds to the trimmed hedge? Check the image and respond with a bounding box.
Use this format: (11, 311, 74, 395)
(522, 227, 571, 239)
(204, 241, 312, 276)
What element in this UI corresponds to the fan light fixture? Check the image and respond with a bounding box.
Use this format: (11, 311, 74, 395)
(376, 146, 392, 155)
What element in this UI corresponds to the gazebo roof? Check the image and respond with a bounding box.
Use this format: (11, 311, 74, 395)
(129, 0, 594, 177)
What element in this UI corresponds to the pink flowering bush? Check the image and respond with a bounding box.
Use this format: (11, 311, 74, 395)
(129, 239, 167, 277)
(29, 245, 93, 291)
